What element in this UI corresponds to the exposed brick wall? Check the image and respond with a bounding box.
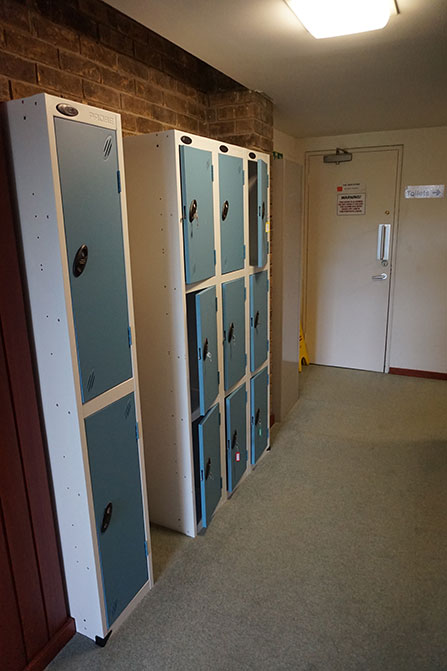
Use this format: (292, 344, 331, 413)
(0, 0, 273, 151)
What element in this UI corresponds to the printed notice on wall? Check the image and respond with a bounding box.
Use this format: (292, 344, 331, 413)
(404, 185, 445, 199)
(337, 182, 366, 194)
(337, 192, 366, 216)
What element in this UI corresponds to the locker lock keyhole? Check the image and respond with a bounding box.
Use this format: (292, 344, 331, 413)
(73, 244, 88, 277)
(189, 199, 198, 223)
(222, 200, 229, 221)
(101, 502, 113, 533)
(205, 458, 211, 480)
(231, 430, 238, 450)
(228, 322, 235, 343)
(254, 310, 260, 329)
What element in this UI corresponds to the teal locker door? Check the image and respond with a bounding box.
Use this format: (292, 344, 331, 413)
(84, 394, 148, 627)
(257, 159, 268, 267)
(219, 154, 244, 274)
(250, 270, 268, 372)
(54, 118, 132, 403)
(251, 367, 269, 464)
(225, 383, 247, 494)
(198, 403, 222, 528)
(222, 277, 246, 391)
(196, 286, 219, 415)
(180, 145, 215, 284)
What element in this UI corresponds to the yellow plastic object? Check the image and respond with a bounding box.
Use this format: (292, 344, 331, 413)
(299, 323, 310, 372)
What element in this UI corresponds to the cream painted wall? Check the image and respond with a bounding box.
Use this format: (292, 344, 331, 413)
(292, 126, 447, 374)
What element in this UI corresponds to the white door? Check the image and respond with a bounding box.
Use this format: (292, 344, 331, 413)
(304, 147, 400, 372)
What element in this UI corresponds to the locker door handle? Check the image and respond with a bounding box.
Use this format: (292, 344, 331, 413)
(205, 457, 211, 480)
(254, 310, 260, 329)
(222, 200, 229, 221)
(101, 502, 113, 533)
(189, 199, 198, 223)
(228, 322, 235, 343)
(231, 430, 238, 450)
(73, 244, 88, 277)
(203, 338, 209, 360)
(255, 408, 261, 425)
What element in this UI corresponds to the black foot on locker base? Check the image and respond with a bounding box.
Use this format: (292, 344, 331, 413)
(95, 631, 112, 647)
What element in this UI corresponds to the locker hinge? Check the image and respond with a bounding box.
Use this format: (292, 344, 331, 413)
(242, 170, 245, 185)
(267, 340, 270, 352)
(219, 412, 221, 426)
(198, 347, 202, 361)
(220, 477, 223, 489)
(245, 390, 248, 403)
(245, 353, 247, 367)
(201, 469, 204, 482)
(135, 421, 139, 440)
(117, 170, 122, 193)
(144, 540, 149, 557)
(217, 371, 220, 385)
(243, 245, 246, 260)
(182, 204, 187, 221)
(267, 428, 270, 439)
(214, 249, 216, 266)
(128, 326, 132, 347)
(227, 439, 230, 451)
(211, 164, 214, 182)
(267, 374, 270, 385)
(245, 450, 248, 462)
(215, 296, 218, 312)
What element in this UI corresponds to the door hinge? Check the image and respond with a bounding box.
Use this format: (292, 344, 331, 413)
(117, 170, 122, 193)
(244, 287, 247, 301)
(217, 371, 220, 385)
(243, 245, 246, 260)
(211, 164, 214, 182)
(215, 296, 218, 312)
(128, 326, 132, 347)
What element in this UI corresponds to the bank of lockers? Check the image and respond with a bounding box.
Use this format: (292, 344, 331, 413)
(4, 94, 152, 643)
(124, 130, 270, 537)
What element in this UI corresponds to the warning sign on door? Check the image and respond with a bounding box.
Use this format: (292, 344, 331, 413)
(337, 193, 366, 216)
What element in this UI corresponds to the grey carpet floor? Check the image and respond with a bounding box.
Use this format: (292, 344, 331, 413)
(48, 366, 447, 671)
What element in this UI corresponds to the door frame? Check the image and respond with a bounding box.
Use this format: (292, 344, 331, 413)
(301, 144, 403, 373)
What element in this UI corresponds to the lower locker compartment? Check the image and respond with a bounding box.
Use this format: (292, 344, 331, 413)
(85, 393, 148, 627)
(250, 366, 269, 465)
(225, 383, 247, 494)
(192, 403, 222, 528)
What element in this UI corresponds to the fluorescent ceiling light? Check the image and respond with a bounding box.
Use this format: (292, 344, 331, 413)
(285, 0, 392, 39)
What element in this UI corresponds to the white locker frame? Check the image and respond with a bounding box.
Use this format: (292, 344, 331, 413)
(4, 94, 153, 641)
(124, 130, 270, 538)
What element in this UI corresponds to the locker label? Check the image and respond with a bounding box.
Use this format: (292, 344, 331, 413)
(235, 452, 241, 462)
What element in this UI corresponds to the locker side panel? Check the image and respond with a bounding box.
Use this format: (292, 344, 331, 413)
(85, 394, 148, 627)
(54, 118, 132, 402)
(219, 154, 244, 274)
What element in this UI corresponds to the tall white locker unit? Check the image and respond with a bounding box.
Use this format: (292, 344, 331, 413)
(124, 130, 270, 537)
(4, 94, 153, 644)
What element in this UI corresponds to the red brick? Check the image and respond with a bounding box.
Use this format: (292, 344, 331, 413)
(135, 80, 163, 105)
(31, 15, 79, 52)
(80, 36, 116, 69)
(176, 80, 196, 98)
(78, 0, 108, 23)
(0, 51, 35, 83)
(83, 79, 120, 107)
(51, 4, 98, 40)
(235, 118, 257, 134)
(0, 0, 30, 32)
(176, 113, 199, 134)
(136, 116, 164, 134)
(163, 91, 189, 114)
(206, 108, 216, 122)
(0, 75, 10, 101)
(59, 51, 101, 82)
(133, 41, 162, 70)
(4, 27, 58, 67)
(150, 103, 176, 125)
(116, 54, 148, 80)
(99, 24, 133, 57)
(120, 111, 137, 133)
(120, 93, 152, 117)
(10, 79, 45, 99)
(186, 98, 206, 120)
(37, 64, 82, 96)
(147, 67, 175, 92)
(208, 120, 236, 136)
(216, 106, 236, 121)
(106, 7, 148, 44)
(101, 67, 134, 94)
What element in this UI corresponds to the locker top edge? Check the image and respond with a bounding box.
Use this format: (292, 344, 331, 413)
(4, 93, 120, 131)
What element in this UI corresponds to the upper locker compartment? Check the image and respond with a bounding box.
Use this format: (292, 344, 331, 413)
(219, 154, 244, 274)
(248, 159, 268, 268)
(186, 286, 219, 417)
(250, 270, 269, 372)
(222, 277, 246, 391)
(180, 145, 215, 284)
(54, 118, 132, 402)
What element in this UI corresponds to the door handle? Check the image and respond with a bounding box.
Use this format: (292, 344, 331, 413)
(372, 273, 388, 280)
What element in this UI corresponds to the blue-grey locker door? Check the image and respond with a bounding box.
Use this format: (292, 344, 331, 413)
(225, 383, 247, 493)
(250, 270, 268, 372)
(54, 118, 132, 403)
(222, 277, 246, 391)
(196, 286, 219, 415)
(256, 159, 268, 267)
(251, 367, 269, 464)
(198, 403, 221, 528)
(180, 145, 215, 284)
(84, 393, 148, 627)
(219, 154, 244, 274)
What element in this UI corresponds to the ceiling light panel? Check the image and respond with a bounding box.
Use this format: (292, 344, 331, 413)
(285, 0, 391, 39)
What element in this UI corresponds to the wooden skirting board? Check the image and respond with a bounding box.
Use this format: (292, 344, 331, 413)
(389, 368, 447, 381)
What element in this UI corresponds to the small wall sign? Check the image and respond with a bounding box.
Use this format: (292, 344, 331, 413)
(337, 192, 366, 216)
(405, 185, 445, 199)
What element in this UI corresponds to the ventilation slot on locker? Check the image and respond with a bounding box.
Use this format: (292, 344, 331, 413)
(186, 286, 219, 419)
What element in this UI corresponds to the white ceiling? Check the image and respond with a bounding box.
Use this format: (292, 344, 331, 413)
(107, 0, 447, 138)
